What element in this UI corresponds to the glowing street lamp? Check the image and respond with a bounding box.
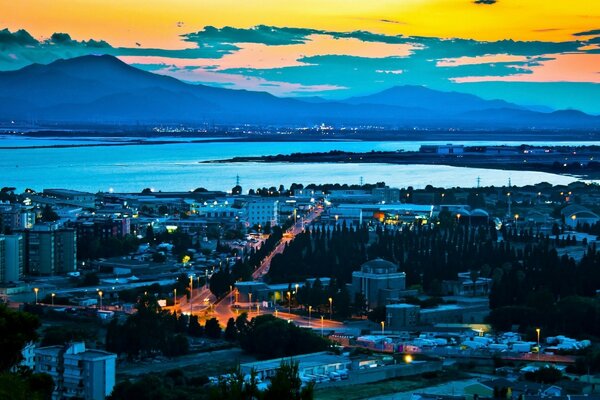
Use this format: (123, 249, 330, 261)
(321, 315, 324, 336)
(287, 291, 291, 314)
(514, 214, 519, 229)
(98, 290, 103, 310)
(328, 297, 333, 320)
(189, 275, 194, 316)
(308, 305, 312, 328)
(173, 288, 177, 307)
(51, 293, 55, 306)
(536, 328, 541, 348)
(33, 287, 39, 305)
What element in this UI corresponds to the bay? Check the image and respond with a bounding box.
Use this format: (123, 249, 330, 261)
(1, 138, 597, 192)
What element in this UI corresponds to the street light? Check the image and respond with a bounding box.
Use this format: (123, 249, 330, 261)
(308, 305, 312, 328)
(189, 275, 194, 316)
(287, 291, 291, 314)
(51, 293, 55, 306)
(321, 315, 324, 337)
(536, 328, 541, 348)
(328, 297, 333, 320)
(249, 292, 253, 311)
(98, 290, 103, 310)
(173, 288, 177, 307)
(295, 283, 299, 295)
(256, 303, 260, 315)
(514, 214, 519, 229)
(34, 287, 39, 305)
(381, 321, 385, 350)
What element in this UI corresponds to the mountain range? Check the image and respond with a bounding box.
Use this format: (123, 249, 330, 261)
(0, 54, 598, 129)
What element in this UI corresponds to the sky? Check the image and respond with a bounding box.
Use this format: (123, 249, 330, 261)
(1, 0, 600, 113)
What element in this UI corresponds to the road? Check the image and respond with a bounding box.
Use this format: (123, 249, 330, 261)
(252, 206, 323, 280)
(170, 206, 328, 329)
(209, 206, 325, 326)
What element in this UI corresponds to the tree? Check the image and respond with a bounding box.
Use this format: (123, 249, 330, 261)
(367, 306, 386, 325)
(0, 371, 54, 400)
(205, 318, 222, 339)
(0, 304, 40, 372)
(224, 318, 237, 341)
(264, 361, 313, 400)
(79, 272, 99, 287)
(231, 185, 242, 195)
(188, 315, 203, 337)
(239, 315, 329, 359)
(39, 204, 59, 223)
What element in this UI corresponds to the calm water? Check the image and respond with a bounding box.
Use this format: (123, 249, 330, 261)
(1, 138, 597, 192)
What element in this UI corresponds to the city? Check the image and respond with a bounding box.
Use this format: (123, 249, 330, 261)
(1, 180, 600, 399)
(2, 1, 600, 399)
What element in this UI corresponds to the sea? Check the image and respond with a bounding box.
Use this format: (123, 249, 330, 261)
(1, 136, 598, 192)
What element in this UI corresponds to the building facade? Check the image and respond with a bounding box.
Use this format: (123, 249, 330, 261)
(245, 199, 279, 227)
(350, 259, 407, 310)
(18, 223, 76, 275)
(35, 342, 116, 400)
(0, 234, 24, 283)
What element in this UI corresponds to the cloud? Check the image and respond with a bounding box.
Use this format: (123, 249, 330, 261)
(573, 29, 600, 37)
(379, 19, 407, 25)
(183, 25, 318, 47)
(2, 25, 600, 113)
(0, 28, 38, 46)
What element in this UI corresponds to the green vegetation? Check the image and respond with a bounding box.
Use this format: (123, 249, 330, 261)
(0, 304, 54, 400)
(111, 361, 314, 400)
(105, 294, 190, 358)
(238, 314, 330, 359)
(209, 226, 284, 298)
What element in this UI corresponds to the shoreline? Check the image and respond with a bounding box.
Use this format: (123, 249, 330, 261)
(201, 148, 600, 180)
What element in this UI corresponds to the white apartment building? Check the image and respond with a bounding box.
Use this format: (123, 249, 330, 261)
(35, 342, 116, 400)
(245, 198, 279, 227)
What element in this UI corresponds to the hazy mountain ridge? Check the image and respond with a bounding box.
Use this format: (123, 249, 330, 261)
(0, 54, 598, 128)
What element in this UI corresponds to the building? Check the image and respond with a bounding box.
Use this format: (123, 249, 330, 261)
(441, 272, 492, 297)
(561, 204, 600, 229)
(245, 198, 279, 227)
(240, 351, 351, 381)
(42, 189, 96, 209)
(350, 259, 407, 309)
(386, 303, 421, 330)
(0, 202, 34, 231)
(372, 187, 401, 203)
(18, 223, 76, 275)
(35, 342, 116, 400)
(0, 234, 24, 283)
(74, 217, 130, 241)
(419, 144, 464, 154)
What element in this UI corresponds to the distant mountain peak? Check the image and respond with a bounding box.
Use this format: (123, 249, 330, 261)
(0, 55, 597, 129)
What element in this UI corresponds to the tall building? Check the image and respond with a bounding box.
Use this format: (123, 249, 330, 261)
(350, 258, 407, 310)
(18, 223, 76, 275)
(0, 234, 24, 283)
(245, 198, 279, 227)
(55, 228, 77, 274)
(35, 342, 116, 400)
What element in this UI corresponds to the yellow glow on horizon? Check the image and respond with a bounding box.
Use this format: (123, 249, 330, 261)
(1, 0, 599, 49)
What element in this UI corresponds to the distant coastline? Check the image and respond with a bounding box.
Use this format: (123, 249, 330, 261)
(1, 129, 600, 150)
(202, 146, 600, 180)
